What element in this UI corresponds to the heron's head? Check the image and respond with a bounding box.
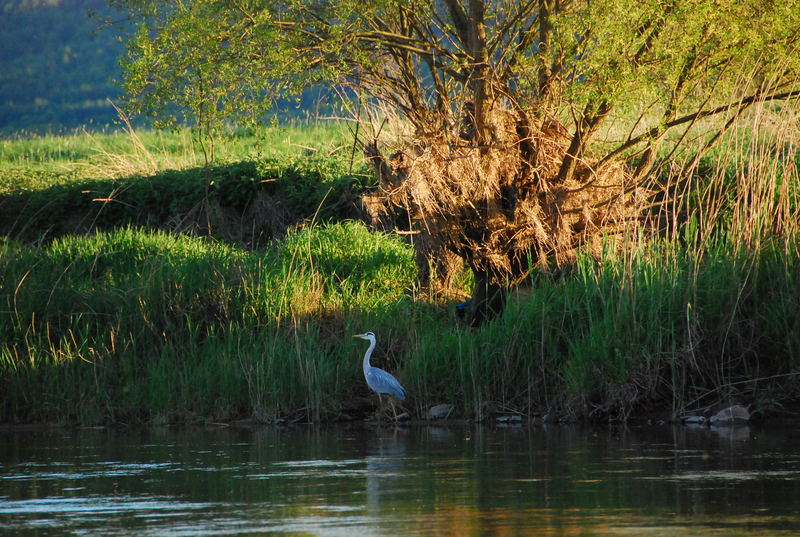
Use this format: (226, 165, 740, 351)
(353, 331, 376, 342)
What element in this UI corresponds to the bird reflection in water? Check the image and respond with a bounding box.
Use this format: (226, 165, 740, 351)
(365, 428, 407, 513)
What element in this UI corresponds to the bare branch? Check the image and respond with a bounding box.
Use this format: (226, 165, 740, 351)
(599, 87, 800, 168)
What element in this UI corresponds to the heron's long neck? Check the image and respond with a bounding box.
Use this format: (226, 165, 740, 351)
(362, 339, 376, 377)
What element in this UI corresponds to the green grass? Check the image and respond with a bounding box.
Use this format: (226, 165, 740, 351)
(0, 222, 419, 424)
(397, 239, 800, 420)
(0, 123, 369, 244)
(0, 123, 355, 173)
(3, 224, 798, 424)
(1, 119, 800, 424)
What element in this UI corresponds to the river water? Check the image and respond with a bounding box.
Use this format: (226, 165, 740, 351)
(1, 423, 799, 536)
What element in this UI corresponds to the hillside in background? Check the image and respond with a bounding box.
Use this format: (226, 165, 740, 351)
(0, 1, 339, 136)
(0, 0, 130, 135)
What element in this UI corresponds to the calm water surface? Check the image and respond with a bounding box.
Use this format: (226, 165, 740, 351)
(1, 423, 799, 536)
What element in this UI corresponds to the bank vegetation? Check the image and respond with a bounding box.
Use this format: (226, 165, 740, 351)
(1, 112, 799, 424)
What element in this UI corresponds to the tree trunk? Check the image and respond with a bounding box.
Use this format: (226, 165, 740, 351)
(465, 269, 507, 326)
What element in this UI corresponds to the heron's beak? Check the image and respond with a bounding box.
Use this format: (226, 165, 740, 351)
(352, 333, 366, 339)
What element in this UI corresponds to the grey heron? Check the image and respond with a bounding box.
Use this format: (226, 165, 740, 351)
(353, 332, 406, 418)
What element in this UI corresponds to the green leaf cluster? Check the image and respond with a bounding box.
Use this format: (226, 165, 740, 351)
(118, 0, 333, 133)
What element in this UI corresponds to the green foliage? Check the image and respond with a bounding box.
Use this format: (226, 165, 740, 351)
(0, 163, 220, 239)
(261, 154, 372, 221)
(549, 0, 800, 105)
(117, 0, 334, 137)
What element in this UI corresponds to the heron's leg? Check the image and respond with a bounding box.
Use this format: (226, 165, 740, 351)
(388, 397, 398, 421)
(375, 393, 384, 421)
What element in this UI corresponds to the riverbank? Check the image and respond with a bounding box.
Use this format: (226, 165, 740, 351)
(2, 124, 799, 425)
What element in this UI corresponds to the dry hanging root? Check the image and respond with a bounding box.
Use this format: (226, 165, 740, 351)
(362, 107, 650, 319)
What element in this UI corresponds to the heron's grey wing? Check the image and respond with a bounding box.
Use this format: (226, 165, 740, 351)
(366, 367, 407, 400)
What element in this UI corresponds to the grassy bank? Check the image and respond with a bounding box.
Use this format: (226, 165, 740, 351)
(1, 222, 419, 423)
(0, 124, 367, 244)
(2, 121, 800, 424)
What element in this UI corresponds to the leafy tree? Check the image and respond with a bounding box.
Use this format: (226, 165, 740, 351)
(115, 0, 800, 322)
